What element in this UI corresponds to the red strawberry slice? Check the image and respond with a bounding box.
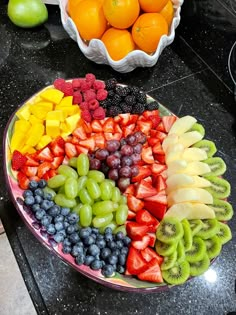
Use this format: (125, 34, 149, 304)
(162, 115, 177, 133)
(82, 121, 92, 134)
(143, 202, 167, 220)
(17, 171, 29, 190)
(91, 120, 103, 133)
(104, 133, 122, 141)
(123, 124, 136, 137)
(127, 210, 136, 220)
(72, 126, 87, 140)
(93, 133, 105, 149)
(153, 175, 167, 192)
(51, 156, 64, 169)
(132, 166, 152, 182)
(124, 184, 136, 196)
(71, 136, 80, 145)
(135, 180, 157, 199)
(151, 163, 167, 175)
(50, 137, 65, 156)
(147, 220, 160, 233)
(147, 233, 156, 247)
(154, 154, 166, 164)
(141, 147, 154, 164)
(156, 121, 165, 132)
(136, 209, 158, 226)
(152, 142, 164, 155)
(126, 247, 148, 275)
(42, 169, 57, 180)
(103, 118, 114, 133)
(65, 143, 77, 158)
(36, 147, 54, 162)
(149, 115, 161, 128)
(75, 144, 89, 154)
(131, 235, 150, 250)
(148, 137, 160, 147)
(141, 248, 164, 265)
(142, 110, 159, 119)
(37, 162, 52, 178)
(12, 150, 27, 170)
(137, 258, 163, 283)
(127, 195, 144, 212)
(136, 120, 152, 135)
(119, 113, 131, 126)
(114, 123, 122, 134)
(20, 166, 38, 177)
(126, 222, 149, 240)
(144, 191, 167, 204)
(79, 137, 95, 151)
(25, 154, 39, 167)
(143, 176, 152, 184)
(155, 131, 167, 142)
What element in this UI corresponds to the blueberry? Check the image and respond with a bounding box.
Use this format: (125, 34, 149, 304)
(69, 232, 80, 244)
(92, 228, 99, 235)
(112, 249, 120, 256)
(53, 233, 65, 243)
(47, 224, 56, 235)
(80, 228, 91, 239)
(91, 233, 97, 240)
(38, 179, 47, 188)
(41, 200, 53, 211)
(104, 233, 113, 242)
(118, 254, 126, 266)
(48, 205, 61, 217)
(29, 180, 38, 190)
(83, 236, 95, 246)
(23, 190, 33, 198)
(120, 247, 129, 255)
(104, 227, 113, 234)
(108, 255, 118, 265)
(62, 245, 72, 254)
(66, 225, 76, 235)
(61, 207, 70, 216)
(73, 224, 79, 232)
(54, 215, 64, 223)
(96, 234, 104, 241)
(100, 248, 111, 260)
(34, 188, 44, 197)
(123, 236, 131, 246)
(59, 230, 66, 238)
(31, 204, 41, 213)
(100, 260, 106, 267)
(101, 264, 114, 277)
(63, 238, 71, 247)
(64, 221, 70, 229)
(107, 241, 116, 250)
(34, 195, 43, 204)
(90, 259, 102, 270)
(55, 222, 64, 231)
(75, 254, 85, 265)
(116, 265, 125, 274)
(67, 213, 79, 224)
(116, 240, 124, 249)
(41, 215, 52, 227)
(24, 196, 35, 206)
(116, 231, 124, 240)
(71, 244, 84, 257)
(88, 244, 100, 256)
(35, 209, 46, 220)
(84, 255, 95, 266)
(96, 239, 106, 249)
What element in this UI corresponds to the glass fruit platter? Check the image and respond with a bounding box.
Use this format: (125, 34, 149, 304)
(3, 75, 233, 292)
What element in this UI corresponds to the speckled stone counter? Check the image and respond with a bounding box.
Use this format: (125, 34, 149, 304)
(0, 2, 236, 315)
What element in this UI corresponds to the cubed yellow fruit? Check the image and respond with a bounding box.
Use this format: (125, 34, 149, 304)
(40, 88, 64, 104)
(30, 102, 53, 120)
(36, 135, 52, 150)
(10, 131, 26, 152)
(57, 96, 73, 107)
(61, 131, 72, 139)
(46, 120, 60, 138)
(60, 122, 70, 133)
(16, 105, 31, 121)
(46, 110, 65, 122)
(65, 113, 80, 133)
(26, 123, 45, 147)
(21, 145, 36, 154)
(14, 120, 31, 133)
(61, 106, 80, 117)
(29, 115, 43, 125)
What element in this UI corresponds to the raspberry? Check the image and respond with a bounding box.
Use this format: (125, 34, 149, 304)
(80, 80, 92, 92)
(83, 89, 96, 102)
(92, 107, 106, 120)
(72, 78, 82, 90)
(61, 82, 73, 96)
(80, 102, 89, 110)
(89, 99, 99, 110)
(93, 80, 105, 90)
(97, 89, 108, 101)
(85, 73, 96, 84)
(73, 91, 82, 104)
(54, 78, 66, 91)
(81, 109, 92, 122)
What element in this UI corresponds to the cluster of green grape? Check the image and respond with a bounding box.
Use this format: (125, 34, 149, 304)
(46, 154, 128, 234)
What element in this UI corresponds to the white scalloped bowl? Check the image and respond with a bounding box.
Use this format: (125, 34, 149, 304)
(58, 0, 184, 73)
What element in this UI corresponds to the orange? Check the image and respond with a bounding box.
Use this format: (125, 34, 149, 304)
(103, 0, 140, 29)
(138, 0, 168, 12)
(132, 13, 168, 53)
(72, 0, 107, 40)
(160, 0, 174, 27)
(101, 28, 135, 61)
(67, 0, 83, 20)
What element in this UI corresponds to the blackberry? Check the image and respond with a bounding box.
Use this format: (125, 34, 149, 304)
(125, 95, 136, 106)
(129, 86, 141, 96)
(120, 102, 132, 113)
(108, 90, 115, 99)
(105, 78, 117, 90)
(132, 103, 145, 114)
(99, 99, 111, 109)
(111, 94, 122, 106)
(146, 101, 159, 111)
(136, 92, 147, 104)
(107, 106, 123, 117)
(115, 86, 130, 97)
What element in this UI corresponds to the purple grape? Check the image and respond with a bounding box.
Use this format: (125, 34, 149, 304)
(120, 145, 133, 156)
(126, 135, 136, 146)
(131, 153, 141, 165)
(106, 140, 120, 152)
(119, 166, 132, 178)
(121, 156, 133, 167)
(108, 169, 119, 181)
(95, 149, 109, 160)
(117, 178, 131, 192)
(89, 159, 101, 170)
(100, 163, 109, 175)
(133, 143, 142, 154)
(134, 131, 147, 144)
(131, 165, 139, 177)
(106, 155, 121, 169)
(113, 151, 122, 158)
(120, 139, 127, 146)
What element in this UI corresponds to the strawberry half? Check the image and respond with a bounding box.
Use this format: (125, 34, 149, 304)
(141, 247, 164, 265)
(37, 162, 52, 178)
(153, 175, 167, 192)
(127, 195, 144, 212)
(126, 222, 149, 240)
(131, 166, 152, 182)
(162, 115, 177, 133)
(17, 171, 29, 190)
(65, 143, 77, 158)
(144, 191, 167, 205)
(25, 154, 39, 167)
(36, 147, 54, 162)
(72, 126, 87, 140)
(136, 209, 158, 226)
(131, 235, 150, 250)
(51, 156, 64, 169)
(126, 247, 148, 275)
(50, 137, 65, 156)
(135, 180, 157, 199)
(141, 147, 154, 164)
(20, 166, 38, 177)
(137, 258, 163, 283)
(12, 150, 27, 170)
(144, 201, 167, 220)
(147, 233, 156, 247)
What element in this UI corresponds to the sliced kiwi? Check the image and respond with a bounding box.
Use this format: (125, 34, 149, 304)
(162, 260, 190, 285)
(189, 254, 210, 277)
(161, 251, 177, 271)
(204, 176, 231, 199)
(216, 222, 232, 245)
(189, 219, 204, 236)
(155, 240, 177, 256)
(196, 219, 220, 240)
(192, 140, 217, 158)
(177, 240, 186, 263)
(190, 123, 205, 137)
(205, 235, 222, 259)
(156, 217, 184, 244)
(209, 198, 233, 221)
(185, 236, 206, 263)
(182, 219, 193, 251)
(203, 157, 226, 176)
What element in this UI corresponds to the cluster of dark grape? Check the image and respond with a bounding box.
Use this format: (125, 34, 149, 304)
(99, 78, 159, 116)
(89, 131, 147, 192)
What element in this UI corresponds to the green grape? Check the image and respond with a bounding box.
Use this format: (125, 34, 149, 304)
(58, 165, 78, 179)
(104, 179, 116, 187)
(114, 225, 127, 236)
(54, 193, 77, 208)
(47, 174, 66, 189)
(92, 213, 113, 228)
(77, 176, 87, 194)
(77, 153, 89, 176)
(113, 202, 119, 211)
(92, 201, 114, 215)
(72, 203, 83, 215)
(43, 187, 56, 199)
(88, 170, 105, 183)
(58, 185, 65, 194)
(112, 187, 121, 202)
(100, 181, 113, 200)
(79, 188, 94, 205)
(119, 195, 127, 205)
(68, 157, 78, 168)
(86, 178, 101, 199)
(80, 204, 92, 227)
(99, 221, 117, 234)
(65, 177, 78, 199)
(116, 205, 128, 225)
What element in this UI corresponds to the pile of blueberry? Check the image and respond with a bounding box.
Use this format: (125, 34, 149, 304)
(23, 180, 131, 277)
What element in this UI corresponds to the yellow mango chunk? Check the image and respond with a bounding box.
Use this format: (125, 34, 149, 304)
(30, 102, 53, 120)
(36, 135, 52, 150)
(60, 122, 70, 133)
(29, 115, 43, 125)
(40, 88, 64, 104)
(14, 120, 31, 133)
(21, 145, 36, 154)
(61, 131, 72, 139)
(65, 113, 80, 133)
(26, 123, 45, 147)
(57, 96, 73, 107)
(46, 110, 65, 122)
(61, 106, 80, 117)
(16, 105, 30, 121)
(10, 131, 26, 152)
(46, 120, 60, 138)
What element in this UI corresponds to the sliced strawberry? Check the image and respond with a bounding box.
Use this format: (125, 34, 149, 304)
(51, 156, 64, 169)
(131, 235, 150, 250)
(141, 147, 154, 164)
(65, 143, 77, 158)
(148, 137, 159, 147)
(147, 233, 156, 247)
(124, 184, 136, 196)
(36, 147, 54, 162)
(132, 165, 152, 182)
(162, 115, 177, 133)
(50, 137, 65, 156)
(154, 154, 166, 164)
(82, 121, 92, 134)
(75, 144, 89, 154)
(149, 115, 161, 128)
(155, 131, 167, 142)
(71, 136, 80, 145)
(156, 121, 165, 132)
(114, 123, 122, 134)
(25, 154, 39, 167)
(126, 222, 149, 240)
(152, 142, 164, 155)
(127, 195, 144, 212)
(79, 137, 95, 151)
(29, 175, 40, 182)
(141, 248, 164, 265)
(91, 120, 103, 133)
(161, 170, 168, 179)
(119, 113, 131, 126)
(143, 176, 152, 184)
(127, 209, 136, 220)
(93, 133, 105, 149)
(72, 126, 87, 140)
(17, 171, 29, 190)
(144, 191, 167, 205)
(129, 114, 138, 124)
(37, 162, 52, 178)
(123, 124, 135, 137)
(143, 110, 159, 119)
(136, 209, 158, 226)
(20, 166, 38, 177)
(135, 180, 157, 199)
(151, 163, 167, 175)
(136, 120, 152, 135)
(12, 150, 27, 170)
(138, 258, 163, 283)
(42, 169, 57, 180)
(103, 118, 114, 133)
(143, 202, 167, 220)
(147, 220, 160, 233)
(104, 133, 122, 141)
(153, 175, 167, 192)
(126, 247, 148, 275)
(114, 116, 121, 123)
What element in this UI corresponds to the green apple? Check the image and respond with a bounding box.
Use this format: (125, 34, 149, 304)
(8, 0, 48, 28)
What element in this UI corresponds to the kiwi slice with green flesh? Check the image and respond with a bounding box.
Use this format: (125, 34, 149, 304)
(177, 240, 186, 263)
(216, 222, 232, 245)
(189, 219, 204, 236)
(190, 123, 205, 137)
(203, 157, 226, 176)
(156, 217, 184, 244)
(204, 176, 231, 199)
(192, 140, 217, 158)
(185, 236, 206, 263)
(182, 219, 193, 251)
(189, 254, 210, 277)
(161, 250, 178, 271)
(209, 198, 233, 221)
(196, 219, 220, 240)
(205, 235, 222, 259)
(162, 260, 190, 285)
(155, 240, 177, 256)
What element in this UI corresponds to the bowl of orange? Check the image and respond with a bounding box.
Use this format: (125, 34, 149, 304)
(58, 0, 183, 73)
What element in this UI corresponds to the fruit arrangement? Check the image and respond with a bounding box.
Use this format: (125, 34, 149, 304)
(7, 74, 233, 288)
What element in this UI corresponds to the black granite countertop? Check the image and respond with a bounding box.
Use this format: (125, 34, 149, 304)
(1, 2, 236, 314)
